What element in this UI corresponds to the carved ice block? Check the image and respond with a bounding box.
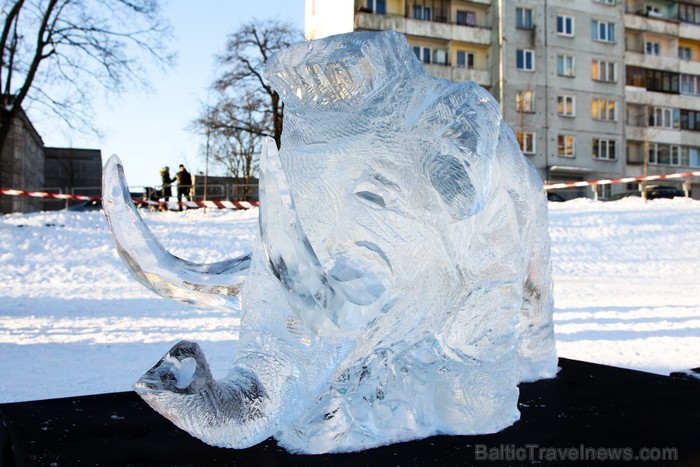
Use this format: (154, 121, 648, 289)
(103, 31, 557, 454)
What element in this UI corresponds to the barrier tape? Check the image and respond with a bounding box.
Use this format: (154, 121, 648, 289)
(133, 198, 258, 210)
(6, 168, 699, 202)
(0, 189, 101, 201)
(0, 188, 258, 210)
(544, 171, 700, 191)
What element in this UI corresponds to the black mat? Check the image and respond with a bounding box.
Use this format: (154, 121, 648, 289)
(1, 358, 699, 466)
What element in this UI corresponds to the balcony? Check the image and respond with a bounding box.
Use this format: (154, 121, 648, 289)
(625, 125, 681, 144)
(625, 86, 662, 104)
(355, 12, 491, 45)
(423, 63, 491, 86)
(679, 22, 700, 41)
(626, 86, 669, 104)
(624, 13, 679, 36)
(679, 58, 700, 75)
(625, 86, 700, 111)
(625, 10, 700, 41)
(625, 51, 679, 72)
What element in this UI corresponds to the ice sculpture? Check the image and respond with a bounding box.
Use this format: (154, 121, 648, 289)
(102, 31, 557, 454)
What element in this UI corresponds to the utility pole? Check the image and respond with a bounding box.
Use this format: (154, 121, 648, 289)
(204, 125, 210, 204)
(204, 98, 211, 207)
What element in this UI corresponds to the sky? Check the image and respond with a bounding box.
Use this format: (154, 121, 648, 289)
(34, 1, 305, 188)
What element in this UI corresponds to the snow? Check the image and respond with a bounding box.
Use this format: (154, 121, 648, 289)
(1, 198, 699, 403)
(548, 197, 700, 376)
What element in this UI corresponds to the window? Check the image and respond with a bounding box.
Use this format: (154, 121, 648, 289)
(681, 73, 700, 95)
(679, 3, 700, 25)
(596, 184, 611, 200)
(681, 146, 700, 167)
(626, 66, 646, 87)
(517, 132, 536, 154)
(646, 41, 661, 56)
(365, 0, 386, 14)
(679, 46, 692, 60)
(558, 135, 575, 158)
(650, 107, 680, 129)
(413, 46, 432, 64)
(456, 10, 476, 26)
(648, 143, 681, 165)
(516, 90, 535, 113)
(557, 95, 575, 116)
(414, 4, 431, 20)
(645, 68, 680, 93)
(456, 51, 475, 69)
(592, 60, 617, 82)
(516, 7, 533, 30)
(433, 49, 448, 65)
(557, 55, 575, 77)
(593, 139, 617, 160)
(592, 99, 617, 121)
(680, 109, 700, 131)
(557, 15, 574, 36)
(595, 0, 616, 4)
(592, 20, 615, 42)
(517, 49, 535, 71)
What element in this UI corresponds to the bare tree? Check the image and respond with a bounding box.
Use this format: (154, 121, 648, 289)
(203, 94, 260, 199)
(194, 19, 302, 183)
(0, 0, 174, 153)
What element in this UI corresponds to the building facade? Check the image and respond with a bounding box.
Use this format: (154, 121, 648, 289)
(0, 110, 103, 214)
(0, 108, 45, 214)
(43, 147, 103, 211)
(305, 0, 700, 199)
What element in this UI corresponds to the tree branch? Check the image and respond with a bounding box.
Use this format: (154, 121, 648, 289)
(0, 0, 175, 154)
(12, 0, 59, 114)
(0, 0, 25, 100)
(239, 55, 272, 95)
(193, 19, 300, 179)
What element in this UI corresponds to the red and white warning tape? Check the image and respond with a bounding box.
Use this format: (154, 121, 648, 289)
(0, 189, 101, 201)
(544, 171, 700, 191)
(5, 169, 699, 202)
(133, 198, 259, 210)
(0, 188, 258, 210)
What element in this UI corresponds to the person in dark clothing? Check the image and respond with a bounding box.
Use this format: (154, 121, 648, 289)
(175, 164, 193, 211)
(159, 167, 175, 201)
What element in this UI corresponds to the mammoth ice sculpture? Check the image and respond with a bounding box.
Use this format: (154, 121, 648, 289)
(102, 31, 557, 454)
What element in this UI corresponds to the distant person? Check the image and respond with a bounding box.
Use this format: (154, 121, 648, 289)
(175, 164, 193, 211)
(159, 166, 175, 204)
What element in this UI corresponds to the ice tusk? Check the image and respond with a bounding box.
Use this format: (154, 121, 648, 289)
(257, 138, 346, 334)
(102, 155, 250, 310)
(257, 138, 389, 335)
(258, 137, 321, 286)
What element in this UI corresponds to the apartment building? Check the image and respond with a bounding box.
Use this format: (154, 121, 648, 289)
(305, 0, 700, 199)
(624, 0, 700, 197)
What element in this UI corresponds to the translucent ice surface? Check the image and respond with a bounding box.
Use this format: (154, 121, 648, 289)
(103, 31, 557, 454)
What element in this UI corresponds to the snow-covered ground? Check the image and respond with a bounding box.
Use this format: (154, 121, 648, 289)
(1, 198, 698, 402)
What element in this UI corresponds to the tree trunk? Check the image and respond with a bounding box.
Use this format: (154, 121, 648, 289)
(0, 105, 18, 159)
(272, 92, 283, 148)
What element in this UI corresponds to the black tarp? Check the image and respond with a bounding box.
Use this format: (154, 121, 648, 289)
(1, 358, 699, 466)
